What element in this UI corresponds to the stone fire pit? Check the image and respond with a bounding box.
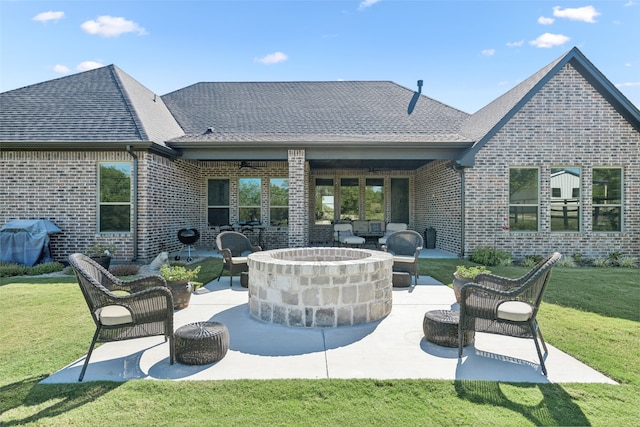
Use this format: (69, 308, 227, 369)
(247, 247, 393, 327)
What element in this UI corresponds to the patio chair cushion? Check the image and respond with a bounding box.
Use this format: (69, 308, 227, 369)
(497, 301, 533, 322)
(98, 305, 133, 326)
(342, 235, 365, 245)
(391, 255, 416, 264)
(231, 256, 249, 265)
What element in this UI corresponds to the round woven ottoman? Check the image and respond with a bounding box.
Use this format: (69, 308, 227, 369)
(175, 322, 230, 365)
(423, 310, 474, 348)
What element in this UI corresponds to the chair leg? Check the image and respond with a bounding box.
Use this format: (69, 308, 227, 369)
(169, 335, 175, 365)
(79, 328, 100, 382)
(458, 319, 464, 358)
(530, 320, 548, 375)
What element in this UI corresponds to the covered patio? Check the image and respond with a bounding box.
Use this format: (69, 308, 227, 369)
(42, 268, 615, 385)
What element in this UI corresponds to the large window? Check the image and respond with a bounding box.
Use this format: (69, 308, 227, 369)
(238, 178, 261, 223)
(509, 168, 538, 231)
(390, 178, 409, 223)
(340, 178, 359, 220)
(98, 163, 131, 232)
(365, 178, 384, 220)
(593, 168, 622, 232)
(270, 178, 289, 226)
(315, 178, 334, 224)
(208, 179, 230, 226)
(550, 167, 581, 232)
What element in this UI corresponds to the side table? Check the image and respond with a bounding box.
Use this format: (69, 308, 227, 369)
(423, 310, 474, 348)
(175, 321, 230, 365)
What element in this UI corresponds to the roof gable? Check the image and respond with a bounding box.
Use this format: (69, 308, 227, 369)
(457, 47, 640, 166)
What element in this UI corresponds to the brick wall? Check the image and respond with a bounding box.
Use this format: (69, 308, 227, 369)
(415, 160, 462, 255)
(464, 63, 640, 260)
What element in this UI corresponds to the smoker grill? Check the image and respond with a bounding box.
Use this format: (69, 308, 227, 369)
(177, 228, 199, 262)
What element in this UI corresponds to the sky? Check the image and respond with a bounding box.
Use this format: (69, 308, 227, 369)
(1, 0, 639, 113)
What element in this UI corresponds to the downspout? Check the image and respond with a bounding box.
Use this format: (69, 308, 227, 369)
(452, 163, 466, 258)
(126, 145, 138, 261)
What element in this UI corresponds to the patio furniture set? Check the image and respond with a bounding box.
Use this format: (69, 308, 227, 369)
(69, 241, 561, 381)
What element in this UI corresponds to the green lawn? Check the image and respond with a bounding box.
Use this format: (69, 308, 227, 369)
(1, 258, 638, 426)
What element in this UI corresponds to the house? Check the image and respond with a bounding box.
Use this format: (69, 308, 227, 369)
(1, 47, 638, 262)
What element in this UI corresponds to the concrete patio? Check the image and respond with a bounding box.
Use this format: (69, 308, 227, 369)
(42, 262, 616, 385)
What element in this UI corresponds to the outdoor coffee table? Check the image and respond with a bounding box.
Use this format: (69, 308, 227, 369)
(174, 321, 230, 365)
(423, 310, 474, 348)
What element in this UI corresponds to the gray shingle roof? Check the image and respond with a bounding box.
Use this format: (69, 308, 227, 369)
(0, 65, 183, 145)
(162, 81, 471, 143)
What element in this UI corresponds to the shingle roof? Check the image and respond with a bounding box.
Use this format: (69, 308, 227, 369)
(162, 81, 471, 143)
(0, 65, 183, 145)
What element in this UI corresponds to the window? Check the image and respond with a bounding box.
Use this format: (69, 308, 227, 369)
(509, 168, 538, 231)
(365, 178, 384, 220)
(238, 178, 261, 223)
(270, 178, 289, 226)
(208, 179, 230, 226)
(390, 178, 409, 223)
(315, 178, 334, 224)
(593, 168, 622, 232)
(98, 163, 131, 232)
(550, 167, 581, 232)
(340, 178, 359, 220)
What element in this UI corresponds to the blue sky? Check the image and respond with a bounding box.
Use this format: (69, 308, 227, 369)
(1, 0, 638, 113)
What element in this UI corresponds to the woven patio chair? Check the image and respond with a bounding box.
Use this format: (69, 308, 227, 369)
(381, 229, 423, 286)
(378, 222, 407, 246)
(215, 231, 262, 287)
(457, 252, 562, 375)
(68, 253, 174, 381)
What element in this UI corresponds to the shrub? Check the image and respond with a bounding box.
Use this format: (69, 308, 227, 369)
(617, 257, 637, 268)
(523, 255, 543, 268)
(27, 262, 64, 275)
(110, 264, 140, 276)
(557, 257, 576, 268)
(592, 257, 610, 267)
(0, 262, 28, 277)
(455, 265, 491, 279)
(469, 247, 511, 266)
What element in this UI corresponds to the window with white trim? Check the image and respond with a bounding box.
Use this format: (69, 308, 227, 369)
(238, 177, 261, 223)
(550, 167, 581, 232)
(509, 168, 538, 232)
(270, 178, 288, 226)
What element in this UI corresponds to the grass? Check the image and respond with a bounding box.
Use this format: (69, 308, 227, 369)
(1, 258, 639, 426)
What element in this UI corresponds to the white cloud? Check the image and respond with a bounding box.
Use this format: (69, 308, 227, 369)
(529, 33, 570, 48)
(53, 64, 70, 73)
(359, 0, 381, 10)
(33, 11, 64, 23)
(538, 16, 555, 25)
(481, 49, 495, 57)
(616, 82, 640, 87)
(76, 61, 104, 72)
(507, 40, 524, 48)
(81, 16, 147, 37)
(624, 1, 637, 7)
(552, 6, 601, 23)
(254, 51, 288, 65)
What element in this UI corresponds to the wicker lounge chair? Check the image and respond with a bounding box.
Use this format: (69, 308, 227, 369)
(216, 231, 262, 287)
(68, 253, 174, 381)
(457, 252, 562, 375)
(381, 229, 423, 286)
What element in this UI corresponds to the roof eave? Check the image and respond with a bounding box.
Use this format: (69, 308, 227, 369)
(0, 141, 181, 159)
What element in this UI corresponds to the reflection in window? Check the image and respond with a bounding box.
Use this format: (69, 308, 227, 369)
(270, 178, 289, 227)
(509, 168, 538, 231)
(593, 168, 622, 232)
(208, 179, 230, 226)
(239, 178, 261, 223)
(99, 163, 131, 232)
(315, 178, 334, 224)
(340, 178, 359, 220)
(550, 167, 581, 232)
(365, 178, 384, 220)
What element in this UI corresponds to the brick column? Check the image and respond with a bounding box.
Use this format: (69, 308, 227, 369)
(288, 149, 308, 247)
